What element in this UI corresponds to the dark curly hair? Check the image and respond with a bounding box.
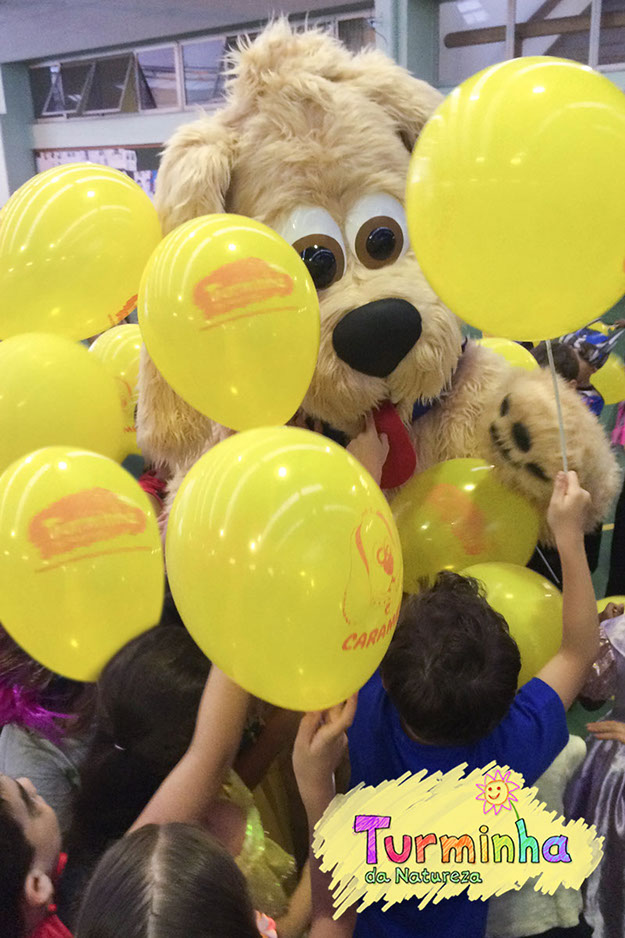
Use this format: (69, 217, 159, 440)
(380, 572, 521, 746)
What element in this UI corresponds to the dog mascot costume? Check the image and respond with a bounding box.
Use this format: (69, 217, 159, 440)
(137, 21, 618, 541)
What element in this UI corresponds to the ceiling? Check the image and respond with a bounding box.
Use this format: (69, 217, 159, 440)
(0, 0, 365, 63)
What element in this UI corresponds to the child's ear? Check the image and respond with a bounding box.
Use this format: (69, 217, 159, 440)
(24, 870, 53, 911)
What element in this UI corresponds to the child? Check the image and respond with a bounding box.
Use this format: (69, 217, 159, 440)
(0, 627, 93, 836)
(531, 341, 580, 385)
(348, 470, 597, 938)
(73, 698, 357, 938)
(0, 661, 249, 938)
(565, 611, 625, 938)
(486, 735, 590, 938)
(58, 626, 300, 930)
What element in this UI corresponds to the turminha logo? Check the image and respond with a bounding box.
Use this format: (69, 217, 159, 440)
(312, 762, 602, 917)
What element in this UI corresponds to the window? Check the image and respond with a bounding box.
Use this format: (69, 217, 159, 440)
(515, 0, 590, 64)
(181, 33, 258, 106)
(439, 0, 623, 85)
(136, 45, 178, 110)
(439, 0, 508, 86)
(182, 37, 225, 105)
(338, 16, 376, 52)
(58, 62, 94, 115)
(83, 55, 133, 114)
(28, 12, 379, 121)
(29, 66, 55, 118)
(599, 0, 625, 66)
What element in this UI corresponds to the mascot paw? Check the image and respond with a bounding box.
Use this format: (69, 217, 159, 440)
(483, 368, 619, 537)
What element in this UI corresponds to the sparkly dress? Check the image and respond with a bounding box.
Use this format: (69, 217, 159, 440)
(565, 614, 625, 937)
(223, 769, 297, 918)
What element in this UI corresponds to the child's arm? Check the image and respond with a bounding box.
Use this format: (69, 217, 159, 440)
(292, 698, 358, 938)
(275, 864, 312, 938)
(130, 666, 249, 831)
(537, 471, 598, 710)
(586, 719, 625, 743)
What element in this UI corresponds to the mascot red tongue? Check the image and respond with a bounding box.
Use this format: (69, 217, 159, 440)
(373, 402, 417, 489)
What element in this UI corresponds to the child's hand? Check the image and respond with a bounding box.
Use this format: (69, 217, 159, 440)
(293, 696, 357, 814)
(547, 470, 591, 543)
(587, 719, 625, 744)
(599, 602, 625, 623)
(347, 417, 389, 485)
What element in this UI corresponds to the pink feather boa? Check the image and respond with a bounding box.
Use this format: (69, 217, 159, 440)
(0, 683, 69, 744)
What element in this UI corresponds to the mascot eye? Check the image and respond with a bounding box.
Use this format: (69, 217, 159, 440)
(275, 207, 346, 290)
(345, 194, 409, 270)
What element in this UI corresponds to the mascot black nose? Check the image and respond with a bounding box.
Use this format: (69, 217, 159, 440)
(332, 298, 423, 378)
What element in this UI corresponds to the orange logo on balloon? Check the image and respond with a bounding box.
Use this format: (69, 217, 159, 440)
(343, 510, 399, 628)
(193, 257, 297, 329)
(29, 487, 148, 570)
(426, 483, 487, 556)
(108, 294, 138, 328)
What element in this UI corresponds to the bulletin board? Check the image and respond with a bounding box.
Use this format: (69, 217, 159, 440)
(34, 145, 161, 199)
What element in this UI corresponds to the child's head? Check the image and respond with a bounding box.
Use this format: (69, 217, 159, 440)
(380, 572, 521, 746)
(0, 775, 61, 938)
(531, 341, 580, 384)
(75, 823, 260, 938)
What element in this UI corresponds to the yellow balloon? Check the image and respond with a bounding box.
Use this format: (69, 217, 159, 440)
(139, 214, 320, 431)
(393, 459, 539, 593)
(597, 596, 625, 615)
(0, 163, 161, 340)
(0, 333, 125, 474)
(462, 562, 562, 687)
(0, 447, 164, 680)
(591, 353, 625, 405)
(90, 324, 143, 457)
(166, 427, 403, 709)
(406, 58, 625, 342)
(476, 337, 538, 372)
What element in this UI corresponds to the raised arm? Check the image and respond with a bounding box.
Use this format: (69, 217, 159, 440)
(130, 666, 249, 831)
(537, 471, 598, 710)
(293, 698, 358, 938)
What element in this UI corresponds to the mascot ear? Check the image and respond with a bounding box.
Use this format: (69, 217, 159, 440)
(349, 49, 443, 152)
(137, 114, 237, 473)
(155, 113, 237, 234)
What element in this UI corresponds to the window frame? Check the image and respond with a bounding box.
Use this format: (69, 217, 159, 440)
(27, 8, 378, 122)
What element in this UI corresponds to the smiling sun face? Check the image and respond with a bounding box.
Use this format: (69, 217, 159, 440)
(475, 769, 520, 816)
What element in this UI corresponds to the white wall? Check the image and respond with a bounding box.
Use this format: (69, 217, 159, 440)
(31, 109, 206, 151)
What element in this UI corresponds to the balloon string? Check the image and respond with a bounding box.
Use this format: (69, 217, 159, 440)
(546, 338, 569, 472)
(535, 546, 561, 587)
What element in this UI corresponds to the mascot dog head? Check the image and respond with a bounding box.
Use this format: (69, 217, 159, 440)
(139, 20, 460, 474)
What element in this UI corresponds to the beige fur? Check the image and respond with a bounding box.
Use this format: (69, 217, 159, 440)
(138, 20, 619, 534)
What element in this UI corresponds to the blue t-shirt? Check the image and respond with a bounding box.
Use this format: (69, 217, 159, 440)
(347, 672, 568, 938)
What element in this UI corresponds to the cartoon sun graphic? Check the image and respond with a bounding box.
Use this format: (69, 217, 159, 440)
(475, 769, 520, 816)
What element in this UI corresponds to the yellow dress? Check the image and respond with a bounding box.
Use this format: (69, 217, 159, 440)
(223, 769, 297, 918)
